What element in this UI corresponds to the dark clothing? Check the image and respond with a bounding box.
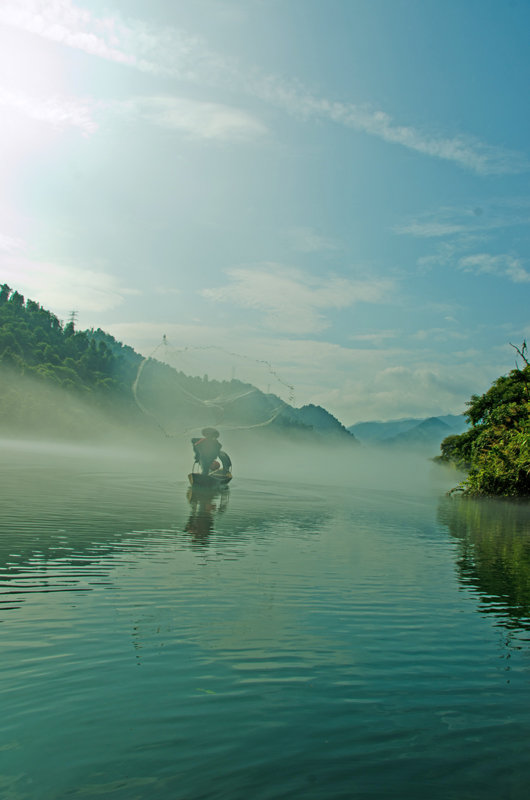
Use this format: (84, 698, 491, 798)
(192, 436, 222, 475)
(219, 451, 232, 473)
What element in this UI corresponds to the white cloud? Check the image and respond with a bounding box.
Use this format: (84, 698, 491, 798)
(106, 319, 393, 410)
(127, 95, 266, 141)
(0, 86, 97, 134)
(504, 262, 530, 284)
(201, 265, 393, 334)
(0, 0, 135, 66)
(398, 201, 530, 282)
(0, 0, 218, 79)
(394, 221, 466, 238)
(1, 87, 265, 143)
(0, 232, 26, 254)
(3, 0, 526, 174)
(411, 328, 468, 342)
(396, 199, 530, 240)
(154, 285, 180, 296)
(349, 330, 399, 345)
(458, 253, 530, 283)
(332, 361, 504, 423)
(104, 317, 513, 423)
(252, 80, 528, 175)
(0, 254, 137, 312)
(286, 227, 339, 253)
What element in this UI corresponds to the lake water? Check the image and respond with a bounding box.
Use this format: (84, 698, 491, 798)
(2, 440, 530, 800)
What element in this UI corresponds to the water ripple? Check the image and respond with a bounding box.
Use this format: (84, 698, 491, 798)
(2, 455, 530, 799)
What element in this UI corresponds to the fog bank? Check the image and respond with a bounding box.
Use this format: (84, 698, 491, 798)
(0, 371, 462, 498)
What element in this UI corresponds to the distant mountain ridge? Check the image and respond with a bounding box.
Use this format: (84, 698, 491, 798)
(0, 284, 355, 443)
(348, 414, 468, 450)
(282, 403, 354, 438)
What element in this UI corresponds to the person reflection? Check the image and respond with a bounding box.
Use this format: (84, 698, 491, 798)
(184, 486, 229, 546)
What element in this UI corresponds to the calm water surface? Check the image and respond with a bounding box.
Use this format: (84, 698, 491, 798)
(2, 441, 530, 799)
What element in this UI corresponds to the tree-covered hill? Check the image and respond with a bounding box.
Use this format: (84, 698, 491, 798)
(0, 283, 137, 398)
(438, 352, 530, 496)
(0, 284, 356, 443)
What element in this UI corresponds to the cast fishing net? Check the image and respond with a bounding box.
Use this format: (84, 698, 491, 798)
(132, 337, 296, 440)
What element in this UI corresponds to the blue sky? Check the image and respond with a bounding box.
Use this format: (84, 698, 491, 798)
(0, 0, 529, 424)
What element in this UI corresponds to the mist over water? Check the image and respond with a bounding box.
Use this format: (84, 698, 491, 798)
(232, 434, 458, 497)
(0, 422, 459, 500)
(6, 427, 526, 800)
(1, 366, 460, 501)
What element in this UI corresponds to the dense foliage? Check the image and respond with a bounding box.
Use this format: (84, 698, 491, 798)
(439, 361, 530, 496)
(0, 283, 139, 397)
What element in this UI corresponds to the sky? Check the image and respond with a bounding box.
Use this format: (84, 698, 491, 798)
(0, 0, 529, 425)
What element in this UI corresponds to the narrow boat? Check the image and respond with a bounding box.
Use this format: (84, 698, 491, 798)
(188, 446, 232, 488)
(188, 470, 232, 488)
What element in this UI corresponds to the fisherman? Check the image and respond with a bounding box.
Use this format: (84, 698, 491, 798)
(218, 450, 232, 475)
(191, 427, 222, 475)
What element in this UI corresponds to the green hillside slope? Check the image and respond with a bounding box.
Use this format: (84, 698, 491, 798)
(0, 284, 355, 444)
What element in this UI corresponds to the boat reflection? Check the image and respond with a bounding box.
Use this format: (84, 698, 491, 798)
(184, 485, 230, 546)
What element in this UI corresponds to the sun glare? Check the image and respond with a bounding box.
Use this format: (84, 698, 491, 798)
(0, 23, 74, 168)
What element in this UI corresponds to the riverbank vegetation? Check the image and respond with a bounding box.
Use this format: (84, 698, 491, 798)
(438, 347, 530, 497)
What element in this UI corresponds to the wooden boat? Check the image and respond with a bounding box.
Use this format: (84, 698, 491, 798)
(189, 448, 232, 489)
(188, 470, 232, 488)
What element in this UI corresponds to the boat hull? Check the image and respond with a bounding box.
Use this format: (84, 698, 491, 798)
(188, 472, 232, 488)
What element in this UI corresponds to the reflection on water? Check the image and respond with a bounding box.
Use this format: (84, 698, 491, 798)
(439, 496, 530, 631)
(184, 486, 230, 545)
(3, 442, 530, 800)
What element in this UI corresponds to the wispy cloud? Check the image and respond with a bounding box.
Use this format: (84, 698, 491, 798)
(350, 324, 467, 347)
(368, 364, 479, 414)
(349, 330, 399, 346)
(126, 96, 266, 141)
(0, 0, 135, 66)
(398, 200, 530, 284)
(0, 232, 26, 254)
(0, 0, 219, 78)
(1, 254, 137, 312)
(3, 0, 527, 174)
(419, 245, 530, 284)
(1, 85, 265, 143)
(202, 265, 393, 334)
(411, 327, 468, 342)
(458, 253, 530, 283)
(394, 221, 467, 238)
(0, 86, 97, 134)
(286, 227, 339, 253)
(254, 82, 529, 175)
(396, 199, 530, 239)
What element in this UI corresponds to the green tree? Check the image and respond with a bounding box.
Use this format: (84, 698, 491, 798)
(0, 284, 11, 304)
(439, 359, 530, 496)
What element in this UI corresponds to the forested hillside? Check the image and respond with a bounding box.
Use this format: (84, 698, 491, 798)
(438, 352, 530, 496)
(0, 284, 355, 443)
(0, 284, 138, 397)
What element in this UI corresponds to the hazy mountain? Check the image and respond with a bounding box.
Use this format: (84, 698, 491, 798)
(283, 403, 355, 437)
(348, 414, 468, 450)
(348, 418, 423, 443)
(0, 285, 356, 444)
(384, 417, 454, 449)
